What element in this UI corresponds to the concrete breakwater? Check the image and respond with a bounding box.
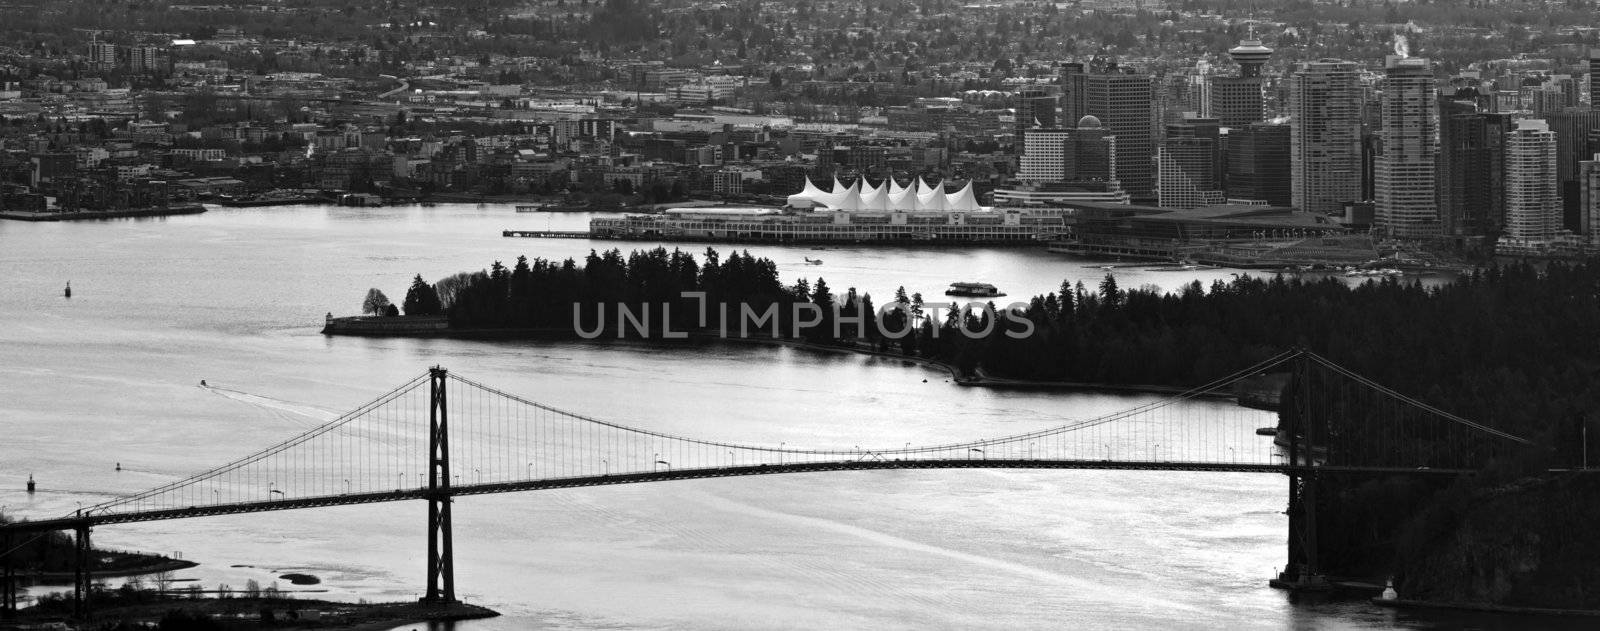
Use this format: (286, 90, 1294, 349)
(321, 315, 450, 335)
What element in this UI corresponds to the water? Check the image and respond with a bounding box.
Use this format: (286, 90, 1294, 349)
(0, 204, 1549, 629)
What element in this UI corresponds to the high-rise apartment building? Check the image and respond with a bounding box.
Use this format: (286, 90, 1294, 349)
(1437, 99, 1510, 237)
(1580, 154, 1600, 244)
(1375, 57, 1440, 238)
(1289, 60, 1364, 216)
(88, 42, 116, 68)
(1503, 119, 1560, 243)
(1210, 38, 1272, 127)
(1064, 69, 1155, 201)
(1226, 121, 1292, 206)
(1543, 109, 1600, 231)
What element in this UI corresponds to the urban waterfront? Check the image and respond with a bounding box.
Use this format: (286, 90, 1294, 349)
(0, 204, 1569, 630)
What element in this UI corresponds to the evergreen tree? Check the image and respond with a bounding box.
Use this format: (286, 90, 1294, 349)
(402, 274, 443, 316)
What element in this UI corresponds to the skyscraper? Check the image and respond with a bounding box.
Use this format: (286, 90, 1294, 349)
(1542, 109, 1600, 231)
(1013, 87, 1057, 154)
(1157, 115, 1224, 209)
(994, 116, 1128, 205)
(1580, 154, 1600, 244)
(1503, 118, 1560, 243)
(1017, 128, 1073, 182)
(1289, 60, 1364, 216)
(1064, 68, 1156, 201)
(1375, 57, 1440, 238)
(1437, 99, 1510, 237)
(1589, 49, 1599, 106)
(1226, 121, 1293, 206)
(1210, 38, 1272, 127)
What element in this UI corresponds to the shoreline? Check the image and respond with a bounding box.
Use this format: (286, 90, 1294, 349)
(322, 317, 1237, 399)
(10, 596, 497, 629)
(1373, 597, 1600, 618)
(0, 204, 207, 222)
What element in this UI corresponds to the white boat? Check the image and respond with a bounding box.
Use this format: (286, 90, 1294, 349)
(804, 257, 823, 265)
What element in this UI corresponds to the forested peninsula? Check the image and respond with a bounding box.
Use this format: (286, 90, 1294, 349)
(346, 247, 1600, 611)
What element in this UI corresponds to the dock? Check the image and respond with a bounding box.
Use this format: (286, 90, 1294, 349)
(503, 230, 595, 239)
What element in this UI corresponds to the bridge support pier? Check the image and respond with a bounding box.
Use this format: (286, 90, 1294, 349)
(2, 533, 16, 616)
(72, 523, 91, 617)
(423, 367, 456, 604)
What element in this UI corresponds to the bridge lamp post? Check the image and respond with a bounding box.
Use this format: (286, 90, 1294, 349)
(728, 451, 735, 467)
(779, 443, 785, 465)
(343, 479, 351, 495)
(1028, 442, 1035, 460)
(1103, 444, 1111, 461)
(527, 462, 534, 479)
(602, 459, 608, 476)
(474, 468, 481, 484)
(397, 472, 404, 490)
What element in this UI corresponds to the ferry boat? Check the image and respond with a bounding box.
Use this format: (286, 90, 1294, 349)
(945, 282, 1005, 298)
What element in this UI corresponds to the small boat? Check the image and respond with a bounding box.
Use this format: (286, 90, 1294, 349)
(516, 204, 546, 213)
(64, 281, 71, 298)
(1255, 427, 1278, 436)
(804, 257, 823, 265)
(945, 282, 1005, 298)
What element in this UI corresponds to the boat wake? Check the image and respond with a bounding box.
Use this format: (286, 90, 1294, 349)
(202, 384, 341, 424)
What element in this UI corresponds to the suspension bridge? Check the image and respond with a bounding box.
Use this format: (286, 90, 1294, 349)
(0, 349, 1533, 616)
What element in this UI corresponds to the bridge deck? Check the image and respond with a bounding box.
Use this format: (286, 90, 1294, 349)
(0, 459, 1469, 534)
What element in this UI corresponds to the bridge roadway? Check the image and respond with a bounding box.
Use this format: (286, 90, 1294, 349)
(0, 459, 1471, 535)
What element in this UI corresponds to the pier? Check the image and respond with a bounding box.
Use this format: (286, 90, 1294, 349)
(502, 230, 595, 239)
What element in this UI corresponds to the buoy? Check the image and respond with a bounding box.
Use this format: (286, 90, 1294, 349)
(200, 379, 207, 387)
(64, 281, 72, 299)
(1380, 578, 1398, 601)
(116, 462, 122, 471)
(26, 475, 35, 494)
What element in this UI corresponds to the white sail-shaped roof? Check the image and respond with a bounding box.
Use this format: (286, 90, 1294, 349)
(786, 177, 834, 209)
(917, 178, 949, 212)
(946, 181, 982, 211)
(858, 180, 890, 210)
(887, 178, 920, 211)
(786, 176, 990, 212)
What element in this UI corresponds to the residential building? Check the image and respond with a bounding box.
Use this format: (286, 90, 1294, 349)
(1289, 60, 1364, 216)
(1374, 57, 1440, 238)
(1503, 119, 1560, 243)
(1437, 99, 1510, 237)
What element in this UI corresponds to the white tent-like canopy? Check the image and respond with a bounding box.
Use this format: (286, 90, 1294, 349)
(786, 177, 986, 211)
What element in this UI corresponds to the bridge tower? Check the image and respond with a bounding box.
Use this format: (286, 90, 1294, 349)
(423, 367, 456, 603)
(1274, 352, 1325, 590)
(72, 521, 92, 617)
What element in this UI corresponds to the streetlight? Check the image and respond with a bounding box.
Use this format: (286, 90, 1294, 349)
(397, 472, 403, 490)
(728, 451, 736, 467)
(343, 479, 351, 495)
(1028, 442, 1035, 460)
(474, 468, 482, 484)
(527, 462, 534, 479)
(779, 442, 785, 465)
(602, 459, 609, 475)
(1103, 444, 1111, 461)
